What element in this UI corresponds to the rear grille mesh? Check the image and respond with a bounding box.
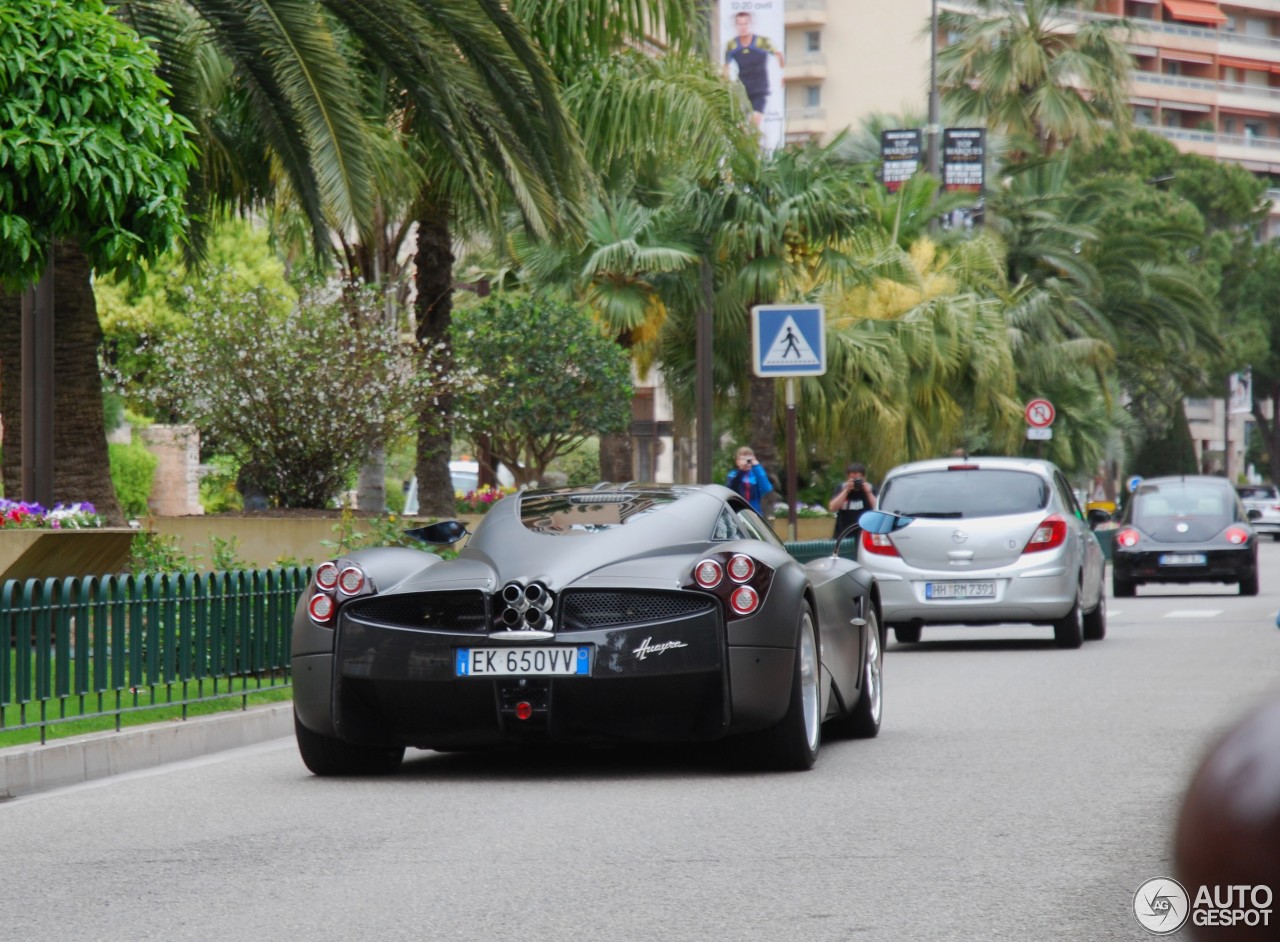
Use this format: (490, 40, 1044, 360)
(345, 591, 488, 632)
(559, 590, 715, 631)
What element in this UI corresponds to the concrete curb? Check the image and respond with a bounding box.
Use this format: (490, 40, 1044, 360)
(0, 703, 294, 800)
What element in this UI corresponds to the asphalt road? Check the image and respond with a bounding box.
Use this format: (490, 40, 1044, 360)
(4, 544, 1280, 942)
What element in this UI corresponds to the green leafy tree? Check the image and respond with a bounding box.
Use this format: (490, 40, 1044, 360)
(451, 294, 632, 485)
(0, 0, 195, 522)
(145, 281, 438, 508)
(937, 0, 1133, 160)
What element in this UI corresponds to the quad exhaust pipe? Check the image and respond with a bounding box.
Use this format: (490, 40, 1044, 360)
(498, 581, 554, 631)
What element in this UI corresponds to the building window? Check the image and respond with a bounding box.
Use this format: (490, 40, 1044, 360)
(806, 85, 822, 108)
(1134, 107, 1155, 126)
(1163, 61, 1181, 75)
(1162, 111, 1181, 128)
(1224, 117, 1237, 134)
(1245, 120, 1264, 139)
(806, 30, 821, 53)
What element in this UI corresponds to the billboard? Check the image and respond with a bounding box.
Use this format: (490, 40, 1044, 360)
(942, 128, 986, 193)
(880, 129, 922, 192)
(719, 1, 786, 152)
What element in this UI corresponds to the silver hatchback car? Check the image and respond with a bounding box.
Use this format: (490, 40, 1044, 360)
(857, 457, 1107, 648)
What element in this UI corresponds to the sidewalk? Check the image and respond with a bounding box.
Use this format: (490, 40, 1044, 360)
(0, 703, 293, 800)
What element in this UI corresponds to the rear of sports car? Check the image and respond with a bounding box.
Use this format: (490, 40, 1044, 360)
(291, 487, 806, 762)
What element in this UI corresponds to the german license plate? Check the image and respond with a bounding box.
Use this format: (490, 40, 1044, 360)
(925, 581, 996, 600)
(1159, 553, 1206, 566)
(456, 646, 590, 677)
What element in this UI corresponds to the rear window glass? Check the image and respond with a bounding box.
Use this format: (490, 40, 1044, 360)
(1134, 482, 1234, 522)
(1237, 486, 1277, 501)
(878, 469, 1050, 519)
(518, 490, 677, 534)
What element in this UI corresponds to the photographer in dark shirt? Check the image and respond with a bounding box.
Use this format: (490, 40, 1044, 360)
(829, 462, 877, 539)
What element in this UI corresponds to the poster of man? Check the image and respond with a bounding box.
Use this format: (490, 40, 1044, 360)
(720, 2, 786, 152)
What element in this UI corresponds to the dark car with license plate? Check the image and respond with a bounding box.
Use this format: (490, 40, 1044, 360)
(1112, 476, 1258, 596)
(291, 483, 909, 775)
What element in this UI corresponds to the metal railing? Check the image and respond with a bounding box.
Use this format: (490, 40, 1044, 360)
(1, 568, 309, 743)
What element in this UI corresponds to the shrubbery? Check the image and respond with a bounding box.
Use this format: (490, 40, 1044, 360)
(108, 442, 158, 517)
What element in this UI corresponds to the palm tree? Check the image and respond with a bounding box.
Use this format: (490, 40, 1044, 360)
(937, 0, 1134, 160)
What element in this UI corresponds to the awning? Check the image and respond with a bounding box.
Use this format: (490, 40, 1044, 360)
(1161, 100, 1211, 112)
(1163, 50, 1214, 64)
(1219, 56, 1271, 71)
(1163, 0, 1227, 24)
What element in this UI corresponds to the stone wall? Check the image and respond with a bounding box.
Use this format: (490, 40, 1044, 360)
(139, 424, 203, 516)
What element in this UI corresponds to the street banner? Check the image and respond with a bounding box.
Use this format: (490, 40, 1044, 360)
(942, 128, 986, 193)
(881, 129, 922, 192)
(1229, 369, 1253, 414)
(719, 0, 786, 153)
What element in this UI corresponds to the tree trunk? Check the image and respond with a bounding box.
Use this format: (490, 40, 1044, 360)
(413, 203, 457, 517)
(1, 242, 124, 523)
(747, 373, 779, 484)
(1253, 389, 1280, 485)
(0, 287, 21, 498)
(355, 447, 386, 512)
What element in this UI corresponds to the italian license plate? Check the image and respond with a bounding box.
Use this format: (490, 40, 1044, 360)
(1159, 553, 1207, 566)
(925, 581, 996, 600)
(456, 646, 591, 677)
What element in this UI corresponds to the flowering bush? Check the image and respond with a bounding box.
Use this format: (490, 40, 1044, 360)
(455, 485, 516, 515)
(0, 500, 104, 529)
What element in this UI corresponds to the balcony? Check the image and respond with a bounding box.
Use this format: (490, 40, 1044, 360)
(787, 106, 829, 136)
(785, 0, 827, 27)
(784, 52, 828, 81)
(1148, 124, 1280, 170)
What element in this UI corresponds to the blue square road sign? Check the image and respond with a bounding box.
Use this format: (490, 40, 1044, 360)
(751, 305, 826, 377)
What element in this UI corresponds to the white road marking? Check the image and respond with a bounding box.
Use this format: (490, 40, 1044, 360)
(1163, 610, 1222, 619)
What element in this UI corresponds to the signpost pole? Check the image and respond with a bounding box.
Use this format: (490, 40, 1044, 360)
(786, 378, 798, 542)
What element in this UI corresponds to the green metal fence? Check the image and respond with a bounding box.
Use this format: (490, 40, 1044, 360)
(1, 568, 310, 743)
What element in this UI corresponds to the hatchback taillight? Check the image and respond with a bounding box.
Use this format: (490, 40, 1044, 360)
(1225, 527, 1250, 545)
(1115, 528, 1140, 548)
(861, 531, 899, 557)
(1023, 514, 1068, 553)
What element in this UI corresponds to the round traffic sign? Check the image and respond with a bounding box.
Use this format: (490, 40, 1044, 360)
(1025, 398, 1055, 429)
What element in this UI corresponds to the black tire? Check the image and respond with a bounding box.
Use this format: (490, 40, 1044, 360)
(753, 603, 821, 771)
(1112, 573, 1136, 598)
(835, 608, 883, 739)
(893, 622, 922, 644)
(1240, 572, 1259, 596)
(294, 711, 405, 776)
(1083, 592, 1107, 641)
(1053, 596, 1084, 649)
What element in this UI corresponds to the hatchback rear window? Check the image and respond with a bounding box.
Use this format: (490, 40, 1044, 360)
(878, 469, 1049, 519)
(1134, 483, 1233, 522)
(1237, 486, 1277, 501)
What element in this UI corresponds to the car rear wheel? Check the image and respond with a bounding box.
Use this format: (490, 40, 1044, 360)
(836, 609, 883, 739)
(1053, 596, 1084, 649)
(1240, 572, 1259, 596)
(294, 711, 405, 776)
(1112, 573, 1136, 598)
(1083, 593, 1107, 641)
(753, 603, 820, 771)
(893, 622, 922, 644)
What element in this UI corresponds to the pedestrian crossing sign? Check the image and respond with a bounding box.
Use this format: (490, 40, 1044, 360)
(751, 304, 826, 377)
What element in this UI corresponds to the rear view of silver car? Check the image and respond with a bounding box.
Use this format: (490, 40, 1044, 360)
(1235, 484, 1280, 541)
(858, 457, 1107, 649)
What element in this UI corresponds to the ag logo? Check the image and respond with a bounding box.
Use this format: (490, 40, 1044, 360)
(1134, 877, 1190, 934)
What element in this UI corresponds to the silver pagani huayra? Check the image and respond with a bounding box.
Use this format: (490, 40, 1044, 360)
(291, 483, 910, 774)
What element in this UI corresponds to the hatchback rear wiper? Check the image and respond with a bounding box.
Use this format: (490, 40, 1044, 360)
(897, 510, 963, 518)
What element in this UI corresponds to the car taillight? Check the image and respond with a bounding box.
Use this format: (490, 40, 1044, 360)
(1115, 528, 1140, 548)
(308, 593, 335, 623)
(861, 530, 899, 557)
(315, 561, 339, 590)
(727, 554, 756, 583)
(1023, 514, 1068, 553)
(337, 565, 366, 595)
(1225, 527, 1250, 545)
(729, 585, 759, 615)
(694, 559, 723, 588)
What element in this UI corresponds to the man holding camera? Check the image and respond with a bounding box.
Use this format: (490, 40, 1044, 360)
(726, 446, 773, 516)
(829, 462, 877, 539)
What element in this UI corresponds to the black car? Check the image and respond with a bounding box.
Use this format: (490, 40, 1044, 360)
(1112, 476, 1258, 596)
(291, 483, 909, 775)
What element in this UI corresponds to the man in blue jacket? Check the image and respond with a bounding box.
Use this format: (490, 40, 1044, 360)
(727, 446, 773, 515)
